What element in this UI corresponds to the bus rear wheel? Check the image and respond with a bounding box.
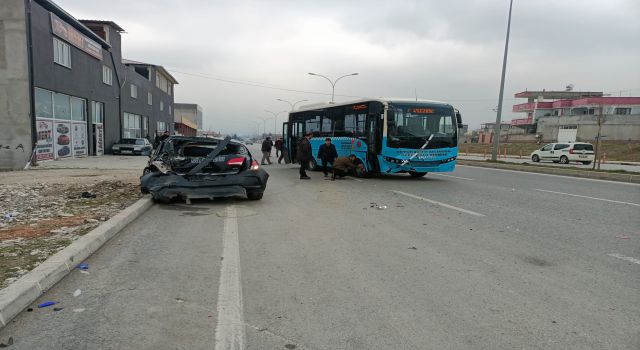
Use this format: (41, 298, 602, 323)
(409, 172, 427, 177)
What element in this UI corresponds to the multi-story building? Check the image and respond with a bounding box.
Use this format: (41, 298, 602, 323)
(511, 90, 640, 142)
(173, 103, 203, 136)
(0, 0, 177, 170)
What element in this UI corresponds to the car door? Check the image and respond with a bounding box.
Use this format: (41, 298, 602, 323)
(553, 143, 570, 160)
(539, 144, 553, 160)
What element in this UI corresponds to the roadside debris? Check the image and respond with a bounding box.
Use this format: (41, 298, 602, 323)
(53, 307, 64, 312)
(3, 212, 18, 223)
(73, 289, 82, 297)
(615, 235, 631, 239)
(0, 337, 14, 348)
(369, 202, 387, 210)
(73, 308, 85, 313)
(37, 301, 57, 308)
(77, 263, 89, 270)
(408, 246, 418, 250)
(80, 191, 97, 199)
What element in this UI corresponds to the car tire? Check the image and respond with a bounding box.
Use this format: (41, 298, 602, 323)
(582, 161, 592, 165)
(409, 172, 427, 177)
(247, 192, 263, 200)
(560, 156, 569, 164)
(532, 155, 540, 162)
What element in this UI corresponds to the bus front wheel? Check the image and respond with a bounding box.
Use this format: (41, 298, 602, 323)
(409, 172, 427, 177)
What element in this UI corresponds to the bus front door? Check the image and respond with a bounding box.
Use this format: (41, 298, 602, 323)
(282, 122, 290, 163)
(366, 113, 381, 173)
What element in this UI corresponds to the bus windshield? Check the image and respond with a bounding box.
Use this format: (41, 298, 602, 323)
(387, 103, 456, 149)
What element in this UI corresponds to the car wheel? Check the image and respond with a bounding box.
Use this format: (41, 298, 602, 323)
(247, 192, 263, 200)
(560, 155, 569, 164)
(531, 154, 540, 162)
(409, 172, 427, 177)
(582, 161, 592, 165)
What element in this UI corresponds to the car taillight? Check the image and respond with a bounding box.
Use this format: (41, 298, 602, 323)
(226, 157, 246, 166)
(250, 160, 260, 170)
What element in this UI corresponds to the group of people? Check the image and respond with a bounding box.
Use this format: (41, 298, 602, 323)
(260, 137, 285, 165)
(296, 132, 363, 180)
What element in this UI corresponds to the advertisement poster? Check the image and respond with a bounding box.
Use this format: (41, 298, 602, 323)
(95, 124, 104, 156)
(35, 119, 54, 161)
(72, 122, 87, 157)
(54, 121, 72, 159)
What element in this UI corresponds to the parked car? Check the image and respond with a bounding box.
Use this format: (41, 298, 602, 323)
(140, 136, 269, 203)
(112, 138, 152, 156)
(530, 142, 594, 165)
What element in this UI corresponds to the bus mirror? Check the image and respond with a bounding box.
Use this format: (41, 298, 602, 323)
(456, 112, 463, 128)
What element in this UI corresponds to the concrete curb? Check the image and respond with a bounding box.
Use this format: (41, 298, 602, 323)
(0, 196, 153, 328)
(458, 160, 640, 184)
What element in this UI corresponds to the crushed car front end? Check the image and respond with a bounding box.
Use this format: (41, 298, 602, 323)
(140, 136, 269, 203)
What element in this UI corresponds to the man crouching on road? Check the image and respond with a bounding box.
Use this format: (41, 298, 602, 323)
(331, 154, 363, 180)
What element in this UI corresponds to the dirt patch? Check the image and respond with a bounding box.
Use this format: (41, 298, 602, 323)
(1, 180, 143, 289)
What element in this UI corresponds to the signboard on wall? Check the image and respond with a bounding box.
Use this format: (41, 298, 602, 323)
(72, 122, 87, 157)
(50, 13, 103, 60)
(54, 121, 72, 158)
(35, 119, 54, 161)
(95, 124, 104, 156)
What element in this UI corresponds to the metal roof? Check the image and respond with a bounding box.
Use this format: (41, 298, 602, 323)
(122, 59, 179, 84)
(78, 19, 125, 33)
(295, 97, 452, 112)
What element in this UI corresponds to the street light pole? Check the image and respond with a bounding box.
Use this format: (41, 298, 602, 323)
(255, 117, 272, 138)
(265, 110, 287, 137)
(308, 72, 358, 102)
(277, 98, 308, 111)
(491, 0, 514, 161)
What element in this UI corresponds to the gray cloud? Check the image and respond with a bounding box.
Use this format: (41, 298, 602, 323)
(58, 0, 640, 133)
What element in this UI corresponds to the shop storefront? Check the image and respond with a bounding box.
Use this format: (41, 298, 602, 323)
(34, 87, 88, 161)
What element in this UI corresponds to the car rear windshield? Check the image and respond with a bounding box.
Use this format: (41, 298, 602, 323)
(135, 140, 146, 145)
(180, 143, 246, 157)
(572, 144, 593, 151)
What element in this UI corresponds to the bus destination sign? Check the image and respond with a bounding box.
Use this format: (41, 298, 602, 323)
(411, 108, 435, 114)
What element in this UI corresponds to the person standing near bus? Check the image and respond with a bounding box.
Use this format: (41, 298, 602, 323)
(317, 138, 338, 177)
(297, 132, 313, 179)
(261, 137, 273, 165)
(274, 138, 284, 163)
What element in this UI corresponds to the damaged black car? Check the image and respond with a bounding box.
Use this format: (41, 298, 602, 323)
(140, 136, 269, 203)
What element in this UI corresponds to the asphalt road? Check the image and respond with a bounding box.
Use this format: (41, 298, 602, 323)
(1, 151, 639, 349)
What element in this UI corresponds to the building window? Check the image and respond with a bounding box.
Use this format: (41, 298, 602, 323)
(148, 92, 152, 105)
(157, 121, 166, 132)
(91, 101, 104, 123)
(70, 97, 86, 121)
(160, 101, 164, 111)
(102, 66, 113, 85)
(614, 108, 631, 115)
(54, 93, 71, 120)
(53, 37, 71, 68)
(35, 88, 54, 119)
(130, 84, 138, 99)
(123, 112, 142, 138)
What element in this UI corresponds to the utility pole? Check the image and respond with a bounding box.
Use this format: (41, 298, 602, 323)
(491, 0, 514, 161)
(592, 103, 604, 170)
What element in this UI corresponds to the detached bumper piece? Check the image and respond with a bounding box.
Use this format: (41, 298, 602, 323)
(140, 171, 268, 204)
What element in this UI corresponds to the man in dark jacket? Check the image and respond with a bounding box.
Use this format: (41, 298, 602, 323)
(261, 137, 273, 165)
(317, 138, 338, 177)
(332, 154, 363, 180)
(296, 132, 313, 179)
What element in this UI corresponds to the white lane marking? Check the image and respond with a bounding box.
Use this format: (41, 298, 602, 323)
(346, 176, 364, 182)
(608, 253, 640, 265)
(392, 190, 486, 217)
(215, 205, 245, 350)
(534, 189, 640, 207)
(430, 173, 474, 181)
(457, 164, 640, 187)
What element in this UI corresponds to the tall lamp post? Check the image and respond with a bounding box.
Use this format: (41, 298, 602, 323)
(491, 0, 514, 161)
(308, 72, 358, 102)
(265, 110, 287, 137)
(277, 98, 308, 111)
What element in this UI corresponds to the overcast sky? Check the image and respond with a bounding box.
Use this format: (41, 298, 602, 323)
(58, 0, 640, 134)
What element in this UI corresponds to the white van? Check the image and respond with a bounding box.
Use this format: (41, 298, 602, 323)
(530, 142, 595, 165)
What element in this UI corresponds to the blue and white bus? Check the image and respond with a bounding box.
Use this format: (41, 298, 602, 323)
(283, 98, 463, 177)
